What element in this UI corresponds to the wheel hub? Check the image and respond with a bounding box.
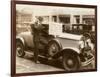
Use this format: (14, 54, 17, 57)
(16, 47, 22, 55)
(67, 59, 74, 66)
(66, 58, 75, 68)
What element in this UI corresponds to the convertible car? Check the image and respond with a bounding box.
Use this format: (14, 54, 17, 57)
(16, 23, 95, 71)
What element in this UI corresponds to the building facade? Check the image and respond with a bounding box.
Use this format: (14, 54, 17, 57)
(16, 10, 33, 27)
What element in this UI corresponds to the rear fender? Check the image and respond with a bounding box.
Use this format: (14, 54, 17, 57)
(16, 36, 25, 46)
(48, 38, 62, 50)
(49, 39, 80, 59)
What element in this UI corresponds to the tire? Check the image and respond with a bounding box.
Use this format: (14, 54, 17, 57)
(16, 41, 25, 57)
(62, 52, 80, 71)
(48, 41, 60, 57)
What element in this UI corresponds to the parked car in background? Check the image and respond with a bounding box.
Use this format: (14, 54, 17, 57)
(71, 24, 95, 44)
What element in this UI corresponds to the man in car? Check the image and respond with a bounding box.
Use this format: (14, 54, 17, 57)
(31, 16, 44, 63)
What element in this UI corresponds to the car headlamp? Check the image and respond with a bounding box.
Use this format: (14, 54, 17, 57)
(79, 40, 84, 49)
(79, 36, 94, 51)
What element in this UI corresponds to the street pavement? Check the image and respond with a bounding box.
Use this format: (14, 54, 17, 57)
(16, 52, 64, 73)
(16, 51, 95, 73)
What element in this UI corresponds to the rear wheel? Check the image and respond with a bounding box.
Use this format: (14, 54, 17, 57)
(16, 41, 25, 57)
(62, 52, 80, 71)
(48, 41, 60, 57)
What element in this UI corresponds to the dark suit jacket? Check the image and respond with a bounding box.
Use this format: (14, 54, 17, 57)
(31, 22, 44, 42)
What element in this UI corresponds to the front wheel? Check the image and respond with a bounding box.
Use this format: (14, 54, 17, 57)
(16, 41, 25, 57)
(62, 52, 80, 71)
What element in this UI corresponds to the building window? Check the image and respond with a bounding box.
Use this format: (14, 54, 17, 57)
(59, 15, 70, 24)
(74, 15, 80, 24)
(52, 16, 57, 22)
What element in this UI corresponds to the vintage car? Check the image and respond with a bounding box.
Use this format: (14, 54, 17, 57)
(16, 22, 95, 71)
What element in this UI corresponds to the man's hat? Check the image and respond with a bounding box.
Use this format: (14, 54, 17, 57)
(37, 16, 43, 22)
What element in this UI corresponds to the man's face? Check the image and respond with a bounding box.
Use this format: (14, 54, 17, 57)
(38, 19, 43, 24)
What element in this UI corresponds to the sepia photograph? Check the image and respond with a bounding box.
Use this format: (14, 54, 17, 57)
(11, 1, 97, 76)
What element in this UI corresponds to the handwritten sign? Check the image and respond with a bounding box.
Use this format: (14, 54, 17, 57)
(49, 22, 62, 36)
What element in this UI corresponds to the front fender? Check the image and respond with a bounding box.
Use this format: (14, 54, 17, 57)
(52, 47, 80, 59)
(62, 47, 80, 54)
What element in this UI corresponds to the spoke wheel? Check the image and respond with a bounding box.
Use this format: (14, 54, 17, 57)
(48, 41, 60, 57)
(16, 41, 25, 57)
(63, 52, 80, 71)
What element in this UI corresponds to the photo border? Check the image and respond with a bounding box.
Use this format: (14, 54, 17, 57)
(11, 0, 97, 77)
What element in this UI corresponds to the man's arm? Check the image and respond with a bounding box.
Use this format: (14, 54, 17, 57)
(30, 24, 34, 34)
